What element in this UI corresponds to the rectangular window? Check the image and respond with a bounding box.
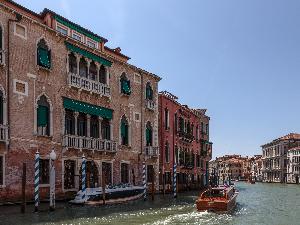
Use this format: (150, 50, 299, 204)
(87, 39, 97, 48)
(121, 163, 129, 183)
(14, 23, 26, 39)
(102, 162, 112, 185)
(165, 144, 170, 163)
(39, 159, 50, 184)
(64, 160, 75, 189)
(56, 23, 68, 35)
(134, 112, 141, 122)
(0, 156, 3, 185)
(72, 32, 82, 42)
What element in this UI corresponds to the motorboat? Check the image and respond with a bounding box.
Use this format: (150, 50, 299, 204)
(196, 185, 238, 212)
(69, 183, 144, 205)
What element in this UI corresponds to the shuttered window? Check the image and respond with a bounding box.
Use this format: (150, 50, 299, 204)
(146, 83, 153, 100)
(146, 126, 152, 146)
(37, 105, 49, 127)
(121, 118, 129, 145)
(37, 47, 51, 69)
(121, 79, 131, 95)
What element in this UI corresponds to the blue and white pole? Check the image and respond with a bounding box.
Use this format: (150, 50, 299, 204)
(173, 163, 177, 198)
(34, 151, 40, 212)
(81, 154, 86, 201)
(142, 162, 147, 201)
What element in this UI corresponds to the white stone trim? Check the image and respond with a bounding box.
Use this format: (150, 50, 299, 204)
(13, 22, 27, 40)
(13, 79, 28, 96)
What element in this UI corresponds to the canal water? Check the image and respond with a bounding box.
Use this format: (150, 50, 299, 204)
(0, 182, 299, 225)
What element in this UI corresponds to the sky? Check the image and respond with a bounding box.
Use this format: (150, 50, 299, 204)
(14, 0, 300, 158)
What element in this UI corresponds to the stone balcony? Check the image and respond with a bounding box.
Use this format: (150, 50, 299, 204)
(145, 146, 159, 157)
(68, 72, 111, 97)
(0, 124, 8, 143)
(62, 134, 117, 152)
(145, 99, 155, 111)
(0, 50, 5, 66)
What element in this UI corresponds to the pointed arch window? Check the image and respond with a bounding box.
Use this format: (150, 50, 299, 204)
(146, 122, 152, 146)
(79, 58, 88, 78)
(146, 82, 153, 100)
(120, 73, 131, 95)
(120, 116, 129, 145)
(89, 61, 97, 81)
(102, 118, 111, 140)
(37, 39, 51, 69)
(37, 95, 50, 136)
(68, 53, 77, 74)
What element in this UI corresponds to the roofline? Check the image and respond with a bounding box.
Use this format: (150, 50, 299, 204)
(41, 8, 108, 43)
(1, 0, 42, 20)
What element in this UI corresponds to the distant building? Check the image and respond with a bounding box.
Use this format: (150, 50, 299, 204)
(261, 133, 300, 183)
(287, 147, 300, 184)
(249, 155, 263, 182)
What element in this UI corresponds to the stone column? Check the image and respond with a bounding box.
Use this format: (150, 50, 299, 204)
(105, 66, 110, 86)
(86, 59, 91, 79)
(109, 120, 113, 140)
(75, 54, 81, 76)
(95, 63, 101, 82)
(74, 112, 79, 135)
(86, 114, 91, 137)
(98, 116, 103, 139)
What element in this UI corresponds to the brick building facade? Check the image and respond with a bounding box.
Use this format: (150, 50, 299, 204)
(158, 91, 212, 192)
(0, 0, 160, 202)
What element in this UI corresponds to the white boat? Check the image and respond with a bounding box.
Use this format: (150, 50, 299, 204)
(69, 184, 145, 205)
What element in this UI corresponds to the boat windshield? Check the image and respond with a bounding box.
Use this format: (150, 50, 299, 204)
(203, 189, 225, 198)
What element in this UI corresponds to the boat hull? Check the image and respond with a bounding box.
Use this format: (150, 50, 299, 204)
(196, 192, 238, 212)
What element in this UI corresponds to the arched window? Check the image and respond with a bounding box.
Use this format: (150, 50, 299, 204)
(99, 65, 106, 84)
(90, 115, 99, 138)
(179, 117, 184, 133)
(102, 118, 111, 140)
(120, 115, 129, 145)
(68, 53, 77, 74)
(145, 82, 153, 100)
(89, 61, 97, 81)
(165, 142, 169, 163)
(120, 73, 131, 95)
(0, 90, 3, 125)
(37, 39, 51, 69)
(37, 95, 50, 136)
(77, 113, 87, 136)
(145, 122, 152, 146)
(79, 57, 88, 78)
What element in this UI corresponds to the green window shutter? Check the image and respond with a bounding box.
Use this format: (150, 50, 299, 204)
(121, 121, 126, 140)
(146, 128, 152, 145)
(146, 86, 153, 100)
(37, 105, 48, 127)
(121, 80, 131, 95)
(38, 48, 51, 69)
(124, 124, 128, 144)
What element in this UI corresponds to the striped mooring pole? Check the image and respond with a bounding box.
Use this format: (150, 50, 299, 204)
(81, 154, 86, 200)
(142, 162, 147, 201)
(173, 163, 177, 198)
(34, 151, 40, 212)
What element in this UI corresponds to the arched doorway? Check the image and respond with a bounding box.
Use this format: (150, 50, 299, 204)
(79, 161, 99, 188)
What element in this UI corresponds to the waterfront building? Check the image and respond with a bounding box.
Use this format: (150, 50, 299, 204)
(261, 133, 300, 183)
(287, 147, 300, 184)
(0, 0, 161, 202)
(249, 155, 263, 182)
(158, 91, 212, 192)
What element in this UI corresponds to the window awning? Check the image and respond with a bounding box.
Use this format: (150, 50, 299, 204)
(65, 42, 112, 67)
(55, 15, 101, 42)
(63, 97, 113, 120)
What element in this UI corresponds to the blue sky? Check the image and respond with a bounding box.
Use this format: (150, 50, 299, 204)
(15, 0, 300, 158)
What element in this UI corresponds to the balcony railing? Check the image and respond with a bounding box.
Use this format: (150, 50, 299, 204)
(145, 146, 159, 157)
(0, 50, 5, 66)
(68, 72, 110, 97)
(0, 124, 8, 142)
(63, 135, 117, 152)
(145, 99, 155, 111)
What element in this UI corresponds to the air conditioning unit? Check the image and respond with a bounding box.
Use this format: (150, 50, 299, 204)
(0, 50, 5, 66)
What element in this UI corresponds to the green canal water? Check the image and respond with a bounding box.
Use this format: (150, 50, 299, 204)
(0, 182, 299, 225)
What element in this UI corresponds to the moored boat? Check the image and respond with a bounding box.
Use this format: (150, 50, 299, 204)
(70, 184, 144, 205)
(196, 186, 238, 212)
